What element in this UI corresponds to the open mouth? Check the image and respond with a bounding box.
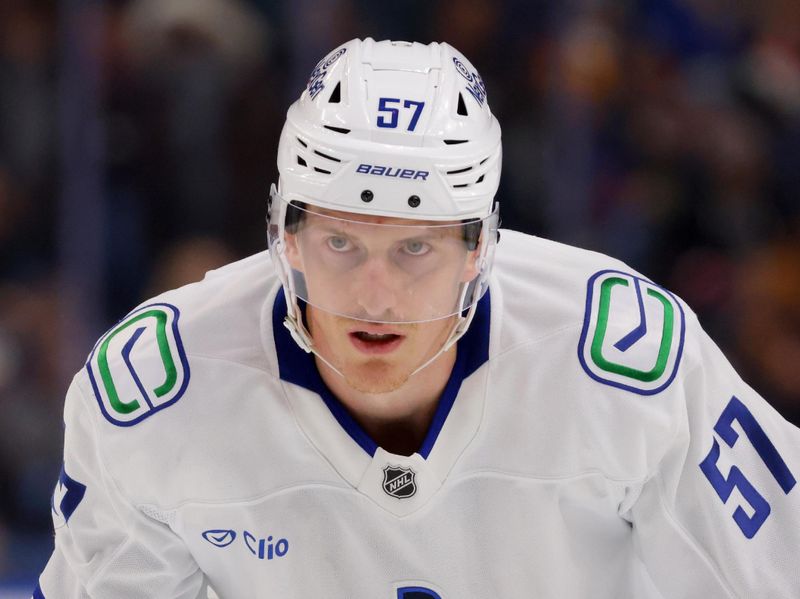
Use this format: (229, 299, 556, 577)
(352, 332, 400, 342)
(348, 330, 405, 354)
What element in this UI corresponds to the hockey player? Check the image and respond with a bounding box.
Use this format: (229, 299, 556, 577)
(36, 38, 800, 598)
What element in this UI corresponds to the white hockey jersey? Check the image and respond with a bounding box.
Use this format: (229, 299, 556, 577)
(36, 230, 800, 598)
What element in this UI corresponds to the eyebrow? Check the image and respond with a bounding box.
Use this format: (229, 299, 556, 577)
(311, 224, 360, 236)
(307, 225, 462, 253)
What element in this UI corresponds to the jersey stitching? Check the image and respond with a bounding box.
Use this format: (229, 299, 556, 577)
(138, 480, 360, 513)
(649, 472, 739, 598)
(72, 373, 167, 589)
(276, 378, 370, 486)
(635, 351, 737, 599)
(491, 322, 584, 362)
(140, 470, 638, 514)
(431, 361, 492, 485)
(77, 366, 352, 512)
(75, 373, 132, 526)
(448, 467, 646, 486)
(85, 535, 144, 593)
(179, 352, 275, 375)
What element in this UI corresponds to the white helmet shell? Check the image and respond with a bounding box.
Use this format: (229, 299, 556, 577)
(276, 38, 502, 221)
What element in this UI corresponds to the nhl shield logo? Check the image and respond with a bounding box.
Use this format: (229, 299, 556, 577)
(382, 465, 417, 499)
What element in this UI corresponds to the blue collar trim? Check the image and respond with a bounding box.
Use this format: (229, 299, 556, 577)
(273, 289, 491, 458)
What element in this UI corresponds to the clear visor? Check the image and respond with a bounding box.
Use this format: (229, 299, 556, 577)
(268, 191, 499, 324)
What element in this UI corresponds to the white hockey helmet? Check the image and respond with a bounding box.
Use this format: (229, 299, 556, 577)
(275, 37, 501, 219)
(268, 38, 501, 361)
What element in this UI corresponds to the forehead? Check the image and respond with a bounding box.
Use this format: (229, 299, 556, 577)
(302, 204, 459, 228)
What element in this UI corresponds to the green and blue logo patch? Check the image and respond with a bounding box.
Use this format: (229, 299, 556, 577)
(578, 270, 685, 395)
(87, 303, 190, 426)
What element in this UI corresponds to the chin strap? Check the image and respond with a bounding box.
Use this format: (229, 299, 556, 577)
(283, 299, 346, 378)
(408, 287, 478, 376)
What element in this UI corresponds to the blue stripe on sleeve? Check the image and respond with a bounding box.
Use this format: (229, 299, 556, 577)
(33, 582, 46, 599)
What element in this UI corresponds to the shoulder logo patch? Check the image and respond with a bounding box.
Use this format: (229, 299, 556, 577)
(578, 270, 685, 395)
(87, 303, 190, 426)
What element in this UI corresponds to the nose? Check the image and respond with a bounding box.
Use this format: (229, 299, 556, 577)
(351, 256, 402, 320)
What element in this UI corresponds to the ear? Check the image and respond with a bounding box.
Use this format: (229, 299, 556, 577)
(460, 247, 481, 282)
(284, 233, 304, 272)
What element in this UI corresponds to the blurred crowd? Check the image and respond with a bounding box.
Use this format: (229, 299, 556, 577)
(1, 0, 799, 585)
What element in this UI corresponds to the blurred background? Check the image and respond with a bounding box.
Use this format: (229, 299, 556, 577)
(1, 0, 799, 592)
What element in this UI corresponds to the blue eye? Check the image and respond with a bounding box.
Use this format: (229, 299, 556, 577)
(403, 240, 430, 256)
(327, 236, 351, 251)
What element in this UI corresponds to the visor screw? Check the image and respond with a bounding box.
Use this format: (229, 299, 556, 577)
(408, 195, 421, 208)
(361, 189, 374, 202)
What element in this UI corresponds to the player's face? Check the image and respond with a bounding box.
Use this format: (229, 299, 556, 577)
(284, 207, 479, 393)
(285, 207, 479, 323)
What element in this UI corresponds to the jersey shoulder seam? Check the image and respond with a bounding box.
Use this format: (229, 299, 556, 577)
(451, 466, 647, 486)
(647, 471, 739, 598)
(491, 321, 584, 362)
(137, 479, 354, 513)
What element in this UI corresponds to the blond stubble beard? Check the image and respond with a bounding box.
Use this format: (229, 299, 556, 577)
(328, 313, 420, 395)
(341, 358, 412, 394)
(337, 320, 456, 395)
(309, 309, 457, 395)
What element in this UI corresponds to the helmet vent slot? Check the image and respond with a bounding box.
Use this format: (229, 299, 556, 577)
(313, 167, 332, 174)
(314, 150, 342, 163)
(324, 125, 351, 134)
(297, 156, 307, 167)
(443, 139, 468, 145)
(447, 166, 472, 175)
(297, 137, 308, 148)
(328, 82, 342, 103)
(441, 157, 493, 190)
(457, 92, 468, 116)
